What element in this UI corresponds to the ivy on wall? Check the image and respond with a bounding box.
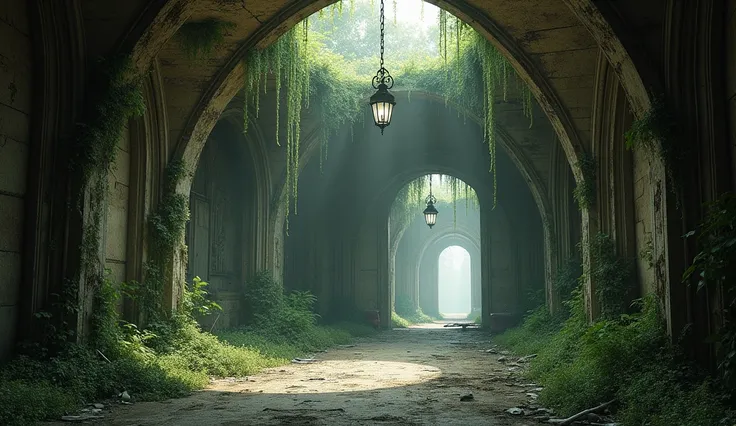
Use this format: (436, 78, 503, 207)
(572, 152, 596, 210)
(143, 160, 191, 321)
(625, 94, 684, 204)
(176, 19, 237, 60)
(587, 233, 635, 319)
(71, 56, 146, 342)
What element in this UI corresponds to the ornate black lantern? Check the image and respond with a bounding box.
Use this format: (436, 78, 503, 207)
(423, 176, 438, 228)
(369, 0, 396, 134)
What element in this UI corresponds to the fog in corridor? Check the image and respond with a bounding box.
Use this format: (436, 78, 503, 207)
(438, 246, 471, 317)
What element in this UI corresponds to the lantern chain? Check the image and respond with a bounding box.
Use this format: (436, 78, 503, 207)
(426, 175, 437, 204)
(372, 0, 394, 89)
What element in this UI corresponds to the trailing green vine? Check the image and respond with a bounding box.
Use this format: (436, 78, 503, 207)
(587, 233, 635, 319)
(242, 7, 535, 233)
(175, 19, 237, 60)
(142, 160, 191, 321)
(572, 152, 596, 210)
(683, 193, 736, 389)
(625, 94, 684, 204)
(69, 55, 145, 344)
(390, 174, 478, 232)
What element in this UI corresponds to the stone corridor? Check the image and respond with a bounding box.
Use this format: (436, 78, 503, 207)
(2, 0, 736, 423)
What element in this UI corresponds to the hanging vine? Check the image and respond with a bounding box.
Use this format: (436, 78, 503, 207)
(175, 19, 236, 60)
(241, 6, 535, 232)
(391, 174, 479, 232)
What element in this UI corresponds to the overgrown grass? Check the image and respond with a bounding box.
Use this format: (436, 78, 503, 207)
(0, 274, 374, 426)
(495, 293, 735, 425)
(392, 311, 412, 328)
(394, 295, 435, 325)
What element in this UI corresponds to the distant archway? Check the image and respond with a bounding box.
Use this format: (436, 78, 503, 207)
(438, 246, 472, 318)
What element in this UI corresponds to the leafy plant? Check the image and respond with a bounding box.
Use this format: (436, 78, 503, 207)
(496, 290, 735, 425)
(683, 192, 736, 388)
(572, 153, 596, 210)
(625, 94, 684, 203)
(176, 19, 236, 59)
(588, 233, 635, 319)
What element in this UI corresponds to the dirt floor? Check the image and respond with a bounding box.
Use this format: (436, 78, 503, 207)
(52, 323, 546, 425)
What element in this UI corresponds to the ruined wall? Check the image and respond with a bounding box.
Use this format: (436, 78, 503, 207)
(0, 0, 32, 360)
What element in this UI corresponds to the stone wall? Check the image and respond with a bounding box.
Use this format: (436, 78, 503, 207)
(0, 0, 32, 361)
(104, 125, 132, 286)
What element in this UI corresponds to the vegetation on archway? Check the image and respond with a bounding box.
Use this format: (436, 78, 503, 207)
(390, 174, 479, 233)
(239, 0, 533, 228)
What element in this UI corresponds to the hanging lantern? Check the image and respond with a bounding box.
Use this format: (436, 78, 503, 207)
(369, 0, 396, 134)
(423, 198, 438, 228)
(423, 176, 438, 228)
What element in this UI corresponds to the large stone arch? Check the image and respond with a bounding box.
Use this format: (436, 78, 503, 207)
(108, 0, 663, 181)
(79, 0, 669, 325)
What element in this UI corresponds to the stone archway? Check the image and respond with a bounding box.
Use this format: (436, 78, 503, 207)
(414, 232, 481, 319)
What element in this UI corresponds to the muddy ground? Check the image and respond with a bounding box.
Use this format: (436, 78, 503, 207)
(52, 324, 545, 425)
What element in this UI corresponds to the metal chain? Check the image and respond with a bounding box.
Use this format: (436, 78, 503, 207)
(379, 0, 385, 70)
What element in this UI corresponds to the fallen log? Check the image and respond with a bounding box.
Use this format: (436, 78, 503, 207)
(547, 400, 615, 425)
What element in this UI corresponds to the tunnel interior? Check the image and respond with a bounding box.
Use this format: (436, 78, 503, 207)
(1, 0, 735, 424)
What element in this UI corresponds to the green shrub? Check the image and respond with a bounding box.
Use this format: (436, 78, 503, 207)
(392, 312, 411, 328)
(495, 292, 735, 424)
(0, 380, 76, 426)
(394, 294, 434, 324)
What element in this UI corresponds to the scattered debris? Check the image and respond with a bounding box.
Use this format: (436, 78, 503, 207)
(443, 323, 480, 330)
(517, 354, 538, 363)
(308, 377, 326, 381)
(61, 414, 104, 422)
(370, 414, 407, 421)
(547, 400, 615, 425)
(291, 358, 319, 364)
(263, 408, 345, 413)
(460, 393, 474, 402)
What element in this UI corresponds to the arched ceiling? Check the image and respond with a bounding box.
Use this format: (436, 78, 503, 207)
(79, 0, 657, 192)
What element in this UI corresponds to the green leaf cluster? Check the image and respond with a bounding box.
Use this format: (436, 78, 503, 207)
(684, 192, 736, 388)
(587, 233, 635, 319)
(572, 152, 596, 210)
(625, 94, 684, 204)
(175, 19, 236, 60)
